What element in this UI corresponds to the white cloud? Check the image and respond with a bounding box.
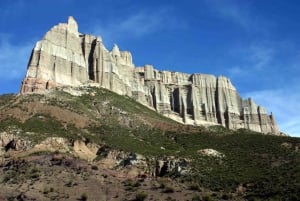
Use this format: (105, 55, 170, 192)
(205, 0, 251, 29)
(213, 2, 251, 29)
(205, 0, 272, 33)
(247, 44, 274, 70)
(224, 41, 300, 137)
(118, 11, 165, 37)
(243, 88, 300, 137)
(0, 34, 33, 80)
(89, 8, 187, 48)
(226, 43, 275, 78)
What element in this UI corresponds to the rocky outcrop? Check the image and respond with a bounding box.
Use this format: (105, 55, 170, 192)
(20, 16, 279, 134)
(96, 146, 190, 177)
(21, 16, 88, 93)
(0, 132, 30, 153)
(155, 157, 189, 177)
(197, 149, 225, 158)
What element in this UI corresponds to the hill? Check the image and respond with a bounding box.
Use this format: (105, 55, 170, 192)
(0, 86, 299, 200)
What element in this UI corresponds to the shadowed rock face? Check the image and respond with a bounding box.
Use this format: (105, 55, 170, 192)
(20, 16, 279, 134)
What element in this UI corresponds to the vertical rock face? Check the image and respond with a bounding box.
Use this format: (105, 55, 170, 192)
(20, 17, 280, 135)
(21, 16, 88, 93)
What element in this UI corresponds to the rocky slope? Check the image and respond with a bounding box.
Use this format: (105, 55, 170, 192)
(0, 89, 299, 200)
(20, 16, 279, 134)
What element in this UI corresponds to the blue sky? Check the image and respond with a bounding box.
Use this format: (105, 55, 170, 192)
(0, 0, 299, 137)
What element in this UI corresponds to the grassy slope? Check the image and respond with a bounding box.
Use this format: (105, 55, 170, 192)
(0, 88, 299, 200)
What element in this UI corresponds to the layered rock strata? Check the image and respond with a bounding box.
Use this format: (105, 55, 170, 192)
(20, 16, 279, 134)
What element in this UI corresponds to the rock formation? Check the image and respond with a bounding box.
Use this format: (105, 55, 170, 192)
(20, 16, 279, 134)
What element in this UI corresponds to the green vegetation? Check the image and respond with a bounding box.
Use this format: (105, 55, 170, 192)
(0, 87, 299, 200)
(80, 193, 88, 201)
(91, 165, 98, 170)
(135, 192, 148, 201)
(162, 186, 175, 193)
(189, 183, 200, 191)
(89, 125, 183, 156)
(0, 93, 15, 108)
(191, 194, 202, 201)
(0, 115, 80, 143)
(123, 179, 142, 192)
(1, 162, 41, 184)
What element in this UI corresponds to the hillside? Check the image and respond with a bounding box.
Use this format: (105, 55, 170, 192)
(0, 87, 299, 201)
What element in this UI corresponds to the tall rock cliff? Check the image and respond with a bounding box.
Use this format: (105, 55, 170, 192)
(20, 17, 279, 135)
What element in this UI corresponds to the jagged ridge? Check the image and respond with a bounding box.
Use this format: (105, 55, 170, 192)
(20, 16, 279, 134)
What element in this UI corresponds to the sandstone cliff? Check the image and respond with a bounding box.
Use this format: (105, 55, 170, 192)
(20, 16, 279, 134)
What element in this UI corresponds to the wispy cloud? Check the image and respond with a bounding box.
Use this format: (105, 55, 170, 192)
(118, 10, 167, 37)
(243, 87, 300, 137)
(89, 8, 187, 47)
(205, 0, 271, 33)
(227, 43, 275, 78)
(247, 44, 274, 70)
(0, 34, 33, 80)
(210, 1, 252, 29)
(223, 40, 300, 137)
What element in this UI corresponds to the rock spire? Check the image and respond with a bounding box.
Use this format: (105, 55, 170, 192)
(20, 17, 280, 135)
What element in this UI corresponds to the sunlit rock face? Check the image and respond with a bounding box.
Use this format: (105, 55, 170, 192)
(20, 17, 279, 135)
(21, 17, 88, 93)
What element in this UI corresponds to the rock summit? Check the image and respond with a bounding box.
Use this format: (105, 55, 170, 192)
(20, 16, 279, 134)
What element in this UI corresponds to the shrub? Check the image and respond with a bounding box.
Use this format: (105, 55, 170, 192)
(166, 197, 176, 201)
(159, 182, 166, 189)
(192, 194, 202, 201)
(65, 180, 73, 187)
(189, 183, 200, 191)
(135, 192, 148, 201)
(221, 193, 232, 200)
(91, 165, 98, 170)
(43, 188, 49, 194)
(29, 167, 40, 180)
(163, 186, 174, 193)
(203, 195, 213, 201)
(80, 193, 88, 201)
(133, 181, 141, 187)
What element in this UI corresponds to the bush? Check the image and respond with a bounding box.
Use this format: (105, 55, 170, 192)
(163, 186, 174, 193)
(189, 183, 200, 191)
(166, 197, 176, 201)
(159, 182, 166, 189)
(221, 193, 232, 200)
(65, 180, 73, 187)
(29, 167, 40, 180)
(43, 187, 49, 194)
(80, 193, 88, 201)
(192, 194, 202, 201)
(135, 192, 148, 201)
(203, 195, 213, 201)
